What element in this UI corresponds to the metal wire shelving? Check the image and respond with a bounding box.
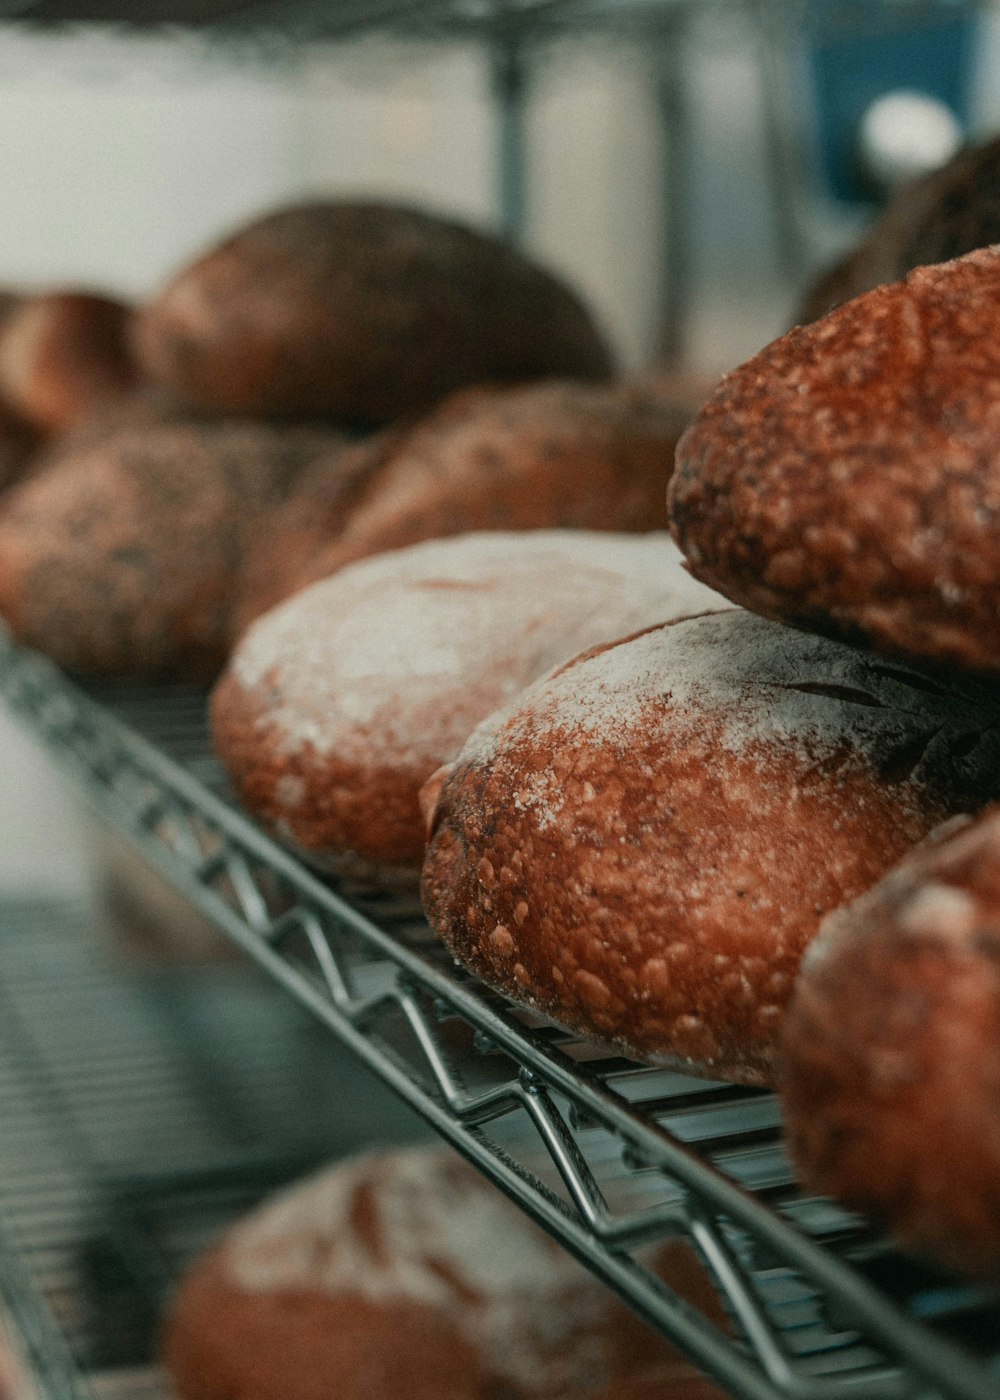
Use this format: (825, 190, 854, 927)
(0, 632, 999, 1400)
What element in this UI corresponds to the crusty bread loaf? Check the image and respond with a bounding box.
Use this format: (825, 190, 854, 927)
(235, 380, 690, 634)
(421, 610, 1000, 1084)
(134, 201, 613, 423)
(671, 247, 1000, 675)
(163, 1146, 721, 1400)
(797, 133, 1000, 324)
(0, 418, 346, 677)
(0, 290, 138, 435)
(779, 807, 1000, 1281)
(212, 531, 723, 880)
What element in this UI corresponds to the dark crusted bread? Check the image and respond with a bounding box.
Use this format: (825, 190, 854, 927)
(779, 806, 1000, 1281)
(235, 380, 690, 635)
(0, 290, 138, 435)
(0, 418, 346, 677)
(162, 1146, 722, 1400)
(671, 248, 1000, 675)
(134, 201, 613, 423)
(798, 133, 1000, 323)
(421, 610, 1000, 1084)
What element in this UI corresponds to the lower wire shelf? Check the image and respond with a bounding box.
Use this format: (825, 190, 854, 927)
(0, 897, 435, 1400)
(1, 633, 998, 1400)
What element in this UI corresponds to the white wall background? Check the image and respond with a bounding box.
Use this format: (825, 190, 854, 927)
(0, 13, 997, 896)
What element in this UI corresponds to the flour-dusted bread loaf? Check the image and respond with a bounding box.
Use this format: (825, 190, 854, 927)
(0, 290, 138, 435)
(0, 418, 347, 677)
(212, 531, 723, 881)
(421, 610, 1000, 1084)
(163, 1146, 721, 1400)
(671, 248, 1000, 675)
(134, 201, 613, 424)
(779, 807, 1000, 1281)
(797, 132, 1000, 323)
(235, 380, 690, 633)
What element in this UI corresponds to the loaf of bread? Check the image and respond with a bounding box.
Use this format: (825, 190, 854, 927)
(163, 1146, 722, 1400)
(0, 418, 347, 677)
(671, 247, 1000, 675)
(0, 290, 138, 435)
(134, 201, 613, 423)
(779, 807, 1000, 1281)
(212, 531, 722, 881)
(797, 132, 1000, 323)
(421, 610, 1000, 1083)
(235, 380, 690, 633)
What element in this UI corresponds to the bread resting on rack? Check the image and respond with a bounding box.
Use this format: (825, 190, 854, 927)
(420, 609, 1000, 1085)
(779, 806, 1000, 1281)
(133, 199, 614, 425)
(212, 530, 723, 882)
(0, 416, 348, 678)
(232, 379, 692, 636)
(163, 1145, 726, 1400)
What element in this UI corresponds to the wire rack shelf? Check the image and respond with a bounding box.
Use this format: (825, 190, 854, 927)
(0, 632, 998, 1400)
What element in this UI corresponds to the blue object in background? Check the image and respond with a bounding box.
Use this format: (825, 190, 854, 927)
(807, 4, 978, 203)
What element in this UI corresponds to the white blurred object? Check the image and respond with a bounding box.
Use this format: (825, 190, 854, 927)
(858, 89, 964, 193)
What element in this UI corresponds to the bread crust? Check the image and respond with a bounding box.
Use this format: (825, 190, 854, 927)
(0, 290, 137, 435)
(235, 380, 691, 634)
(134, 201, 613, 422)
(162, 1148, 709, 1400)
(797, 133, 1000, 324)
(671, 248, 1000, 674)
(0, 419, 345, 677)
(421, 610, 1000, 1083)
(779, 807, 1000, 1280)
(212, 532, 722, 874)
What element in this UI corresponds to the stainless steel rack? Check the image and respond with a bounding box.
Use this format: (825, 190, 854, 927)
(0, 631, 999, 1400)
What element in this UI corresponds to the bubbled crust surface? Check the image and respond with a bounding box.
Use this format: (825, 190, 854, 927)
(670, 249, 1000, 674)
(235, 381, 690, 634)
(421, 611, 1000, 1084)
(212, 532, 722, 873)
(162, 1147, 699, 1400)
(779, 807, 1000, 1280)
(0, 291, 138, 435)
(134, 201, 613, 423)
(0, 419, 345, 677)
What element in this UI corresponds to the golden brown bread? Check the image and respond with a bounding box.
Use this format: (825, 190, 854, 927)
(421, 610, 1000, 1084)
(234, 380, 690, 634)
(162, 1146, 724, 1400)
(798, 132, 1000, 323)
(0, 290, 138, 435)
(779, 807, 1000, 1281)
(212, 531, 723, 880)
(670, 247, 1000, 675)
(134, 201, 613, 423)
(0, 418, 347, 677)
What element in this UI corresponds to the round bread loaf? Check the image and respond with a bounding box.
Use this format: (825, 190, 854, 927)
(235, 380, 690, 634)
(0, 290, 138, 435)
(134, 201, 613, 423)
(212, 531, 722, 880)
(797, 133, 1000, 323)
(779, 807, 1000, 1281)
(0, 418, 346, 677)
(670, 247, 1000, 675)
(162, 1146, 716, 1400)
(421, 610, 1000, 1083)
